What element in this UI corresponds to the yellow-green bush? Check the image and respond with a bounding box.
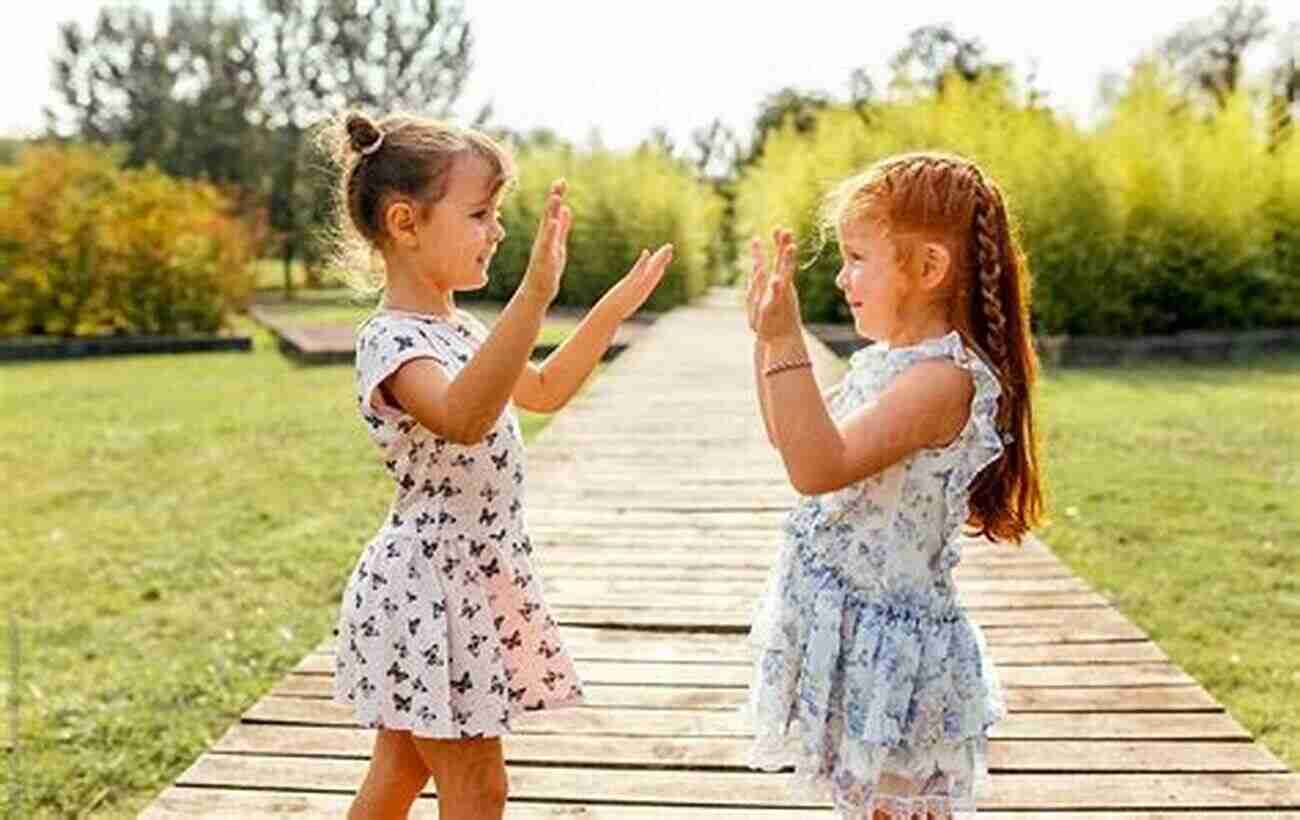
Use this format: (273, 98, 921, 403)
(486, 145, 725, 312)
(0, 144, 255, 337)
(734, 70, 1300, 334)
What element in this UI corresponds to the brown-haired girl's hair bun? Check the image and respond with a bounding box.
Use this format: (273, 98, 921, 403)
(345, 113, 383, 156)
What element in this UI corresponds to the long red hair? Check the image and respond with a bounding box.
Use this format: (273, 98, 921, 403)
(822, 151, 1047, 545)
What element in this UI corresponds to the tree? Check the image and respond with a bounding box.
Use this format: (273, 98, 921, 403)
(49, 2, 265, 190)
(49, 0, 477, 296)
(1270, 22, 1300, 147)
(1160, 0, 1271, 109)
(689, 118, 739, 181)
(889, 24, 1008, 96)
(744, 87, 831, 166)
(256, 0, 476, 291)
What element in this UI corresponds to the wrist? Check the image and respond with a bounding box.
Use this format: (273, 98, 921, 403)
(765, 332, 806, 361)
(515, 284, 553, 320)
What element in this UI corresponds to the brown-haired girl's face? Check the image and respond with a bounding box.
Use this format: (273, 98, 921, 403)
(834, 217, 908, 340)
(409, 151, 506, 290)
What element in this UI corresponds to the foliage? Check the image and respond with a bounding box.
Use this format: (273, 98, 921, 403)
(734, 69, 1300, 333)
(0, 145, 255, 337)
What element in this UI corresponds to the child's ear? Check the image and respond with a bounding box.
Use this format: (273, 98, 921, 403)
(384, 200, 419, 249)
(920, 241, 952, 290)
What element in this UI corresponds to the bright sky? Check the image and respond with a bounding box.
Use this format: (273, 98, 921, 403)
(3, 1, 1291, 146)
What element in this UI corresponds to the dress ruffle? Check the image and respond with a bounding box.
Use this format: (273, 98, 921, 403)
(745, 543, 1004, 817)
(882, 331, 1006, 574)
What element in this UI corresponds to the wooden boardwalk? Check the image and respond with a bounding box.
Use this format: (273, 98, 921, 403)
(144, 289, 1300, 817)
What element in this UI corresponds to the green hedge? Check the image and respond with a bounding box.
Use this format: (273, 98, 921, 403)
(0, 144, 256, 337)
(733, 67, 1300, 335)
(482, 145, 725, 312)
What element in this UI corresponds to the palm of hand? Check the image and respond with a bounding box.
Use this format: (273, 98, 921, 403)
(747, 228, 802, 341)
(606, 245, 674, 319)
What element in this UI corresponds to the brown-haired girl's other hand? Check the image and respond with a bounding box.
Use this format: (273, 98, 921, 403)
(522, 179, 572, 305)
(753, 228, 803, 343)
(598, 244, 674, 321)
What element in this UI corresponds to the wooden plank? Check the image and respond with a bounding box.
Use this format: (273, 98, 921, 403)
(142, 786, 1300, 820)
(174, 755, 1300, 809)
(536, 577, 1103, 604)
(313, 632, 1169, 665)
(141, 788, 840, 819)
(213, 723, 1289, 773)
(273, 674, 1223, 712)
(298, 653, 1194, 687)
(535, 591, 1108, 613)
(247, 696, 1252, 741)
(544, 605, 1144, 634)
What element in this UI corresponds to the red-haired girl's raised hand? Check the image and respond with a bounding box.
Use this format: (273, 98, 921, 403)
(753, 228, 803, 342)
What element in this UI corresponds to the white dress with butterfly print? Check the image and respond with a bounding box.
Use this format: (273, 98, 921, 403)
(332, 307, 584, 739)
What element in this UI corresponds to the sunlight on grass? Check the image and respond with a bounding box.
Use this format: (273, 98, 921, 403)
(0, 315, 590, 818)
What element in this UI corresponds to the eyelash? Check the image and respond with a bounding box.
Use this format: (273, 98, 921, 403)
(473, 210, 500, 221)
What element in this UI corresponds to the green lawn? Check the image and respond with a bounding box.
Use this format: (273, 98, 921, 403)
(1, 318, 1296, 817)
(0, 313, 577, 818)
(1028, 351, 1300, 771)
(251, 286, 581, 348)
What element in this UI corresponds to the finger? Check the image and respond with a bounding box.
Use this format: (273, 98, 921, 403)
(558, 205, 572, 246)
(751, 236, 768, 276)
(780, 238, 797, 283)
(750, 237, 770, 296)
(545, 179, 567, 221)
(647, 244, 673, 281)
(652, 246, 673, 282)
(630, 248, 649, 278)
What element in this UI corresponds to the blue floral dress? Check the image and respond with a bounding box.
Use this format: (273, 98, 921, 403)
(743, 329, 1009, 819)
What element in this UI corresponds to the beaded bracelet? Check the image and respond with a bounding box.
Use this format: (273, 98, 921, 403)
(763, 357, 812, 377)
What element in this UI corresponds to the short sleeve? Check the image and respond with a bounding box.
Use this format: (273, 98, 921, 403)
(355, 316, 452, 417)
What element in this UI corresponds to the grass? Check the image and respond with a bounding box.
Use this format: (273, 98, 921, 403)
(250, 283, 582, 349)
(0, 312, 589, 818)
(1027, 351, 1300, 770)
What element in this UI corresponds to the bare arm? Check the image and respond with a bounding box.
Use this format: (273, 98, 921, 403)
(752, 227, 967, 495)
(513, 245, 673, 413)
(512, 298, 620, 413)
(763, 334, 971, 496)
(753, 339, 779, 447)
(386, 181, 571, 444)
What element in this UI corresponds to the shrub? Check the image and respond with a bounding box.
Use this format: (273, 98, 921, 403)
(0, 143, 255, 337)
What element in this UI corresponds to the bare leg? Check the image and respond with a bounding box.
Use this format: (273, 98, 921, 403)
(348, 729, 432, 819)
(410, 736, 508, 820)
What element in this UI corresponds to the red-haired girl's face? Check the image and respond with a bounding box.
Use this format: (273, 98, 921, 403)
(834, 217, 908, 340)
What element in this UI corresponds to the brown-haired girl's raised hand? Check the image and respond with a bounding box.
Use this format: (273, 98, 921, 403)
(510, 243, 674, 414)
(599, 244, 674, 321)
(521, 179, 573, 305)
